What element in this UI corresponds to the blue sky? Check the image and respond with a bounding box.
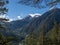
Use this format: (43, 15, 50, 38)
(7, 0, 60, 20)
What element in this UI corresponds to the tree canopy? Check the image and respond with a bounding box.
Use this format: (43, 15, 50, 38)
(0, 0, 9, 15)
(18, 0, 60, 8)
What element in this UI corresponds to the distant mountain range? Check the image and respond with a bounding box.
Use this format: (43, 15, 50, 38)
(0, 8, 60, 45)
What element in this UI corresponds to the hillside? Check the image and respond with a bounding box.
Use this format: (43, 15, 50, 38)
(0, 8, 60, 45)
(19, 8, 60, 45)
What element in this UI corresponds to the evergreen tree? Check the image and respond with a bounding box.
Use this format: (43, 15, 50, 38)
(18, 0, 60, 8)
(47, 21, 60, 45)
(0, 0, 9, 15)
(0, 32, 17, 45)
(38, 24, 46, 45)
(54, 21, 60, 45)
(23, 32, 37, 45)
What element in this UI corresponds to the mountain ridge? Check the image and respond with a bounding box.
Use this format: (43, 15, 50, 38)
(0, 8, 60, 45)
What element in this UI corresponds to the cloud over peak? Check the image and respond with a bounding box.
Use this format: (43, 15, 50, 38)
(29, 13, 41, 17)
(17, 16, 22, 20)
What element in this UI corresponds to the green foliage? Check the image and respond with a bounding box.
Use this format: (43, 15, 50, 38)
(22, 21, 60, 45)
(0, 33, 17, 45)
(46, 21, 60, 45)
(22, 32, 37, 45)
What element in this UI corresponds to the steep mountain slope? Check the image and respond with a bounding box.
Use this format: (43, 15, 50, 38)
(0, 8, 60, 45)
(0, 14, 40, 39)
(10, 15, 41, 37)
(20, 8, 60, 45)
(19, 8, 60, 38)
(6, 14, 40, 30)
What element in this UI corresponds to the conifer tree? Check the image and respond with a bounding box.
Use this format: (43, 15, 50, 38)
(18, 0, 60, 8)
(23, 32, 37, 45)
(38, 24, 46, 45)
(0, 0, 9, 21)
(47, 21, 60, 45)
(54, 21, 60, 45)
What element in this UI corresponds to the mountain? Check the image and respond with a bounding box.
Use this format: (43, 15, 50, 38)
(18, 8, 60, 39)
(0, 14, 41, 45)
(4, 8, 60, 39)
(9, 14, 41, 36)
(6, 14, 40, 30)
(20, 8, 60, 31)
(20, 8, 60, 45)
(0, 8, 60, 45)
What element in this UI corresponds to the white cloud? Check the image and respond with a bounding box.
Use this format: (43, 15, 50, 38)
(17, 16, 22, 20)
(29, 13, 41, 17)
(6, 16, 22, 22)
(9, 19, 13, 21)
(6, 19, 13, 22)
(29, 14, 35, 17)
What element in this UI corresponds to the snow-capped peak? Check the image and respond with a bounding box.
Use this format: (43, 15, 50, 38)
(29, 13, 41, 18)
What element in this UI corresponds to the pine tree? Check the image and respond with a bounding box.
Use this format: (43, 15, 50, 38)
(0, 0, 9, 14)
(23, 32, 37, 45)
(0, 0, 9, 21)
(54, 21, 60, 45)
(18, 0, 60, 8)
(47, 21, 60, 45)
(38, 24, 47, 45)
(0, 32, 17, 45)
